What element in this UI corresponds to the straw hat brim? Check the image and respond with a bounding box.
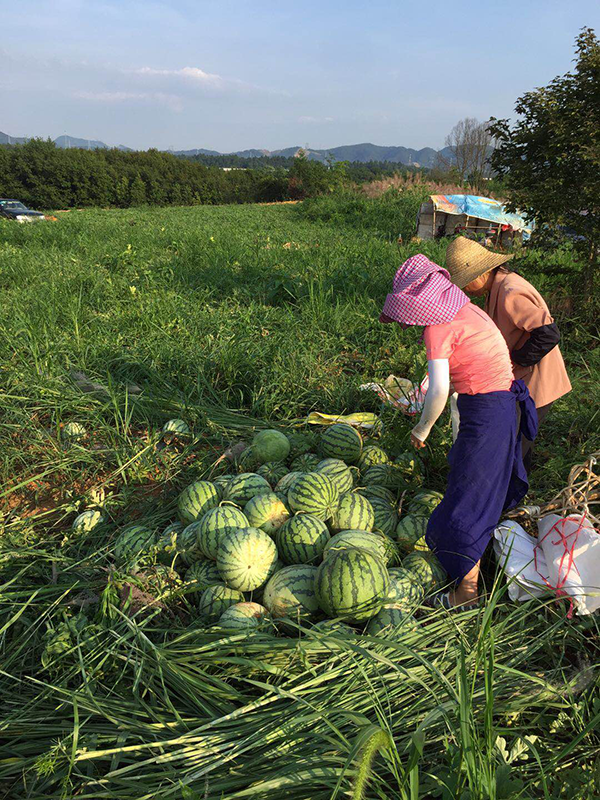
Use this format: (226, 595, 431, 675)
(446, 237, 514, 289)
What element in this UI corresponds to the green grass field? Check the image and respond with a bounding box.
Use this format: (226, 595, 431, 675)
(0, 197, 598, 799)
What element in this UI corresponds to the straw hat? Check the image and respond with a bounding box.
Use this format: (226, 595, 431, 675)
(446, 237, 514, 289)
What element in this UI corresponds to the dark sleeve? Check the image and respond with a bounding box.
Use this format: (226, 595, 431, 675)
(511, 323, 561, 367)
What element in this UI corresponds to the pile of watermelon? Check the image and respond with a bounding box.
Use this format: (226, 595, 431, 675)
(102, 423, 448, 638)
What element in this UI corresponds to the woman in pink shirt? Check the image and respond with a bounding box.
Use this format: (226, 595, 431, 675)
(380, 255, 538, 608)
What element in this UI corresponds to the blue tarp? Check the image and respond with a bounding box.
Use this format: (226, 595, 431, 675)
(431, 194, 533, 239)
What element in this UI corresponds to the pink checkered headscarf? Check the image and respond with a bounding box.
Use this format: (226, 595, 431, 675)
(380, 254, 469, 326)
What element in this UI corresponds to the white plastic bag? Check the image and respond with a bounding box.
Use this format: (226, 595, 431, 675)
(536, 514, 600, 615)
(493, 520, 549, 602)
(359, 374, 428, 415)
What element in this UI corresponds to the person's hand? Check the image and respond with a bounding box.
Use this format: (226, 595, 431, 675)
(410, 433, 426, 449)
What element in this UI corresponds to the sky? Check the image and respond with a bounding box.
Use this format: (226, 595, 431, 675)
(1, 1, 598, 152)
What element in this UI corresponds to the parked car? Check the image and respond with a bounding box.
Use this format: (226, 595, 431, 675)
(0, 199, 46, 222)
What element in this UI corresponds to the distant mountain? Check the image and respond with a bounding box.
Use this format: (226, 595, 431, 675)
(0, 131, 132, 151)
(0, 131, 28, 145)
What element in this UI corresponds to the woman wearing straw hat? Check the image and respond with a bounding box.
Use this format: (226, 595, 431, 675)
(380, 254, 538, 608)
(445, 237, 571, 471)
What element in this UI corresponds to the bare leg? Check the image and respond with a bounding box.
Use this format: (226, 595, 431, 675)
(451, 561, 480, 607)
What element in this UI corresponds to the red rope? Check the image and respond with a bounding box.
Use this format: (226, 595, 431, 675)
(534, 514, 589, 618)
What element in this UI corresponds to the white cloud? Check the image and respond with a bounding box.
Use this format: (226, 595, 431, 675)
(75, 90, 183, 112)
(134, 66, 224, 88)
(298, 115, 334, 124)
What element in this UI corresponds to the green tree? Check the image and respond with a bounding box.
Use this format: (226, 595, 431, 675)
(129, 174, 147, 206)
(489, 28, 600, 289)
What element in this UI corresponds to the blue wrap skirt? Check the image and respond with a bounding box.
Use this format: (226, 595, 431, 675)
(425, 380, 538, 583)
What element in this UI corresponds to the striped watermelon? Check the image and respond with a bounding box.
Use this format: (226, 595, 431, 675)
(252, 429, 290, 464)
(198, 584, 245, 624)
(320, 423, 363, 464)
(315, 548, 389, 622)
(218, 602, 268, 630)
(316, 458, 354, 495)
(323, 530, 389, 563)
(409, 491, 444, 517)
(62, 421, 86, 440)
(155, 521, 185, 566)
(184, 559, 222, 597)
(262, 565, 319, 620)
(178, 481, 220, 524)
(370, 497, 398, 537)
(196, 506, 249, 560)
(162, 418, 191, 437)
(357, 485, 398, 505)
(257, 462, 289, 487)
(382, 535, 401, 567)
(275, 471, 302, 494)
(114, 525, 156, 567)
(72, 509, 105, 534)
(237, 447, 260, 472)
(311, 619, 357, 637)
(224, 473, 271, 505)
(362, 464, 406, 490)
(244, 492, 290, 535)
(387, 566, 425, 607)
(286, 431, 318, 459)
(330, 492, 374, 532)
(291, 453, 322, 473)
(288, 472, 340, 521)
(216, 527, 278, 591)
(402, 552, 441, 590)
(366, 605, 419, 636)
(276, 514, 330, 564)
(394, 452, 423, 478)
(212, 474, 234, 499)
(274, 491, 292, 512)
(395, 514, 428, 552)
(249, 558, 283, 604)
(357, 445, 390, 472)
(178, 522, 206, 565)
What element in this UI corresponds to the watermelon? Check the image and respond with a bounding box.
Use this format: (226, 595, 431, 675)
(252, 429, 290, 464)
(370, 498, 398, 537)
(114, 525, 156, 567)
(274, 491, 292, 512)
(288, 472, 340, 521)
(409, 491, 444, 517)
(218, 602, 268, 631)
(291, 453, 322, 473)
(184, 559, 222, 597)
(213, 474, 234, 499)
(178, 481, 220, 524)
(224, 473, 271, 505)
(315, 458, 354, 495)
(198, 584, 245, 624)
(216, 527, 278, 591)
(286, 431, 317, 459)
(395, 514, 428, 552)
(178, 522, 206, 565)
(323, 529, 389, 563)
(237, 447, 260, 472)
(275, 471, 302, 494)
(320, 423, 363, 464)
(387, 566, 425, 607)
(196, 506, 249, 560)
(357, 485, 398, 506)
(262, 565, 319, 620)
(250, 558, 284, 604)
(330, 492, 374, 532)
(244, 492, 290, 535)
(162, 418, 191, 437)
(62, 421, 86, 440)
(257, 461, 289, 487)
(362, 464, 406, 490)
(315, 548, 389, 622)
(382, 535, 401, 567)
(366, 605, 419, 637)
(402, 552, 444, 590)
(276, 514, 330, 564)
(155, 521, 185, 566)
(394, 452, 422, 478)
(72, 509, 104, 533)
(311, 619, 357, 637)
(357, 445, 390, 472)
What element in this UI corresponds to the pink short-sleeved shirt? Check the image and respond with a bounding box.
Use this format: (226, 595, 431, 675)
(424, 303, 514, 395)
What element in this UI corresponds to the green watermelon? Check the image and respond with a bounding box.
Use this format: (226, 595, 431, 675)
(262, 565, 319, 620)
(366, 604, 419, 636)
(362, 464, 406, 490)
(216, 527, 278, 591)
(402, 552, 439, 589)
(237, 447, 260, 472)
(244, 492, 290, 535)
(62, 421, 86, 440)
(291, 453, 322, 473)
(224, 473, 271, 505)
(315, 548, 389, 622)
(316, 458, 354, 495)
(155, 521, 185, 566)
(218, 602, 268, 630)
(357, 485, 398, 505)
(311, 619, 357, 637)
(114, 525, 156, 567)
(330, 492, 374, 532)
(257, 461, 289, 487)
(395, 514, 428, 552)
(178, 481, 220, 524)
(274, 491, 292, 512)
(178, 522, 206, 565)
(196, 506, 249, 560)
(320, 423, 363, 464)
(276, 514, 330, 564)
(323, 530, 389, 563)
(252, 429, 290, 464)
(387, 566, 425, 607)
(72, 509, 104, 533)
(275, 471, 302, 494)
(212, 474, 234, 499)
(370, 498, 398, 537)
(286, 431, 317, 459)
(288, 472, 340, 521)
(357, 445, 391, 472)
(162, 418, 191, 437)
(198, 584, 245, 624)
(408, 491, 444, 517)
(394, 452, 423, 478)
(184, 559, 222, 597)
(382, 535, 401, 567)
